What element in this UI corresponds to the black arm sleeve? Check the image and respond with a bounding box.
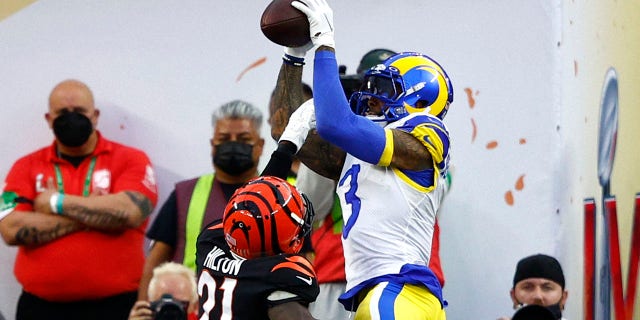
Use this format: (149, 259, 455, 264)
(260, 142, 297, 180)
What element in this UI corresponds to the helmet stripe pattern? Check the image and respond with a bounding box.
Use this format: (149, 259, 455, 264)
(223, 176, 312, 259)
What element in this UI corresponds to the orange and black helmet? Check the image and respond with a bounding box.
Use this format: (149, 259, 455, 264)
(223, 176, 314, 259)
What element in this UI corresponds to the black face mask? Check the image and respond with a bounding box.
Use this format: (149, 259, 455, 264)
(517, 302, 563, 320)
(213, 141, 255, 175)
(53, 111, 93, 147)
(545, 303, 563, 319)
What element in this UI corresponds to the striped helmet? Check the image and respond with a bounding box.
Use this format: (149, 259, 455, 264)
(223, 176, 314, 259)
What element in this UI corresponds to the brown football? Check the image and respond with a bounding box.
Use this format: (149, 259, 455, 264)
(260, 0, 310, 47)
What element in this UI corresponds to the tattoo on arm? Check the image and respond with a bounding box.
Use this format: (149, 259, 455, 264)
(271, 64, 305, 141)
(15, 222, 78, 246)
(270, 61, 346, 180)
(391, 129, 433, 170)
(297, 132, 345, 180)
(61, 192, 152, 231)
(66, 204, 129, 230)
(125, 191, 153, 219)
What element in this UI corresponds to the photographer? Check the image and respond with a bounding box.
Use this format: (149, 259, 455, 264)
(129, 262, 198, 320)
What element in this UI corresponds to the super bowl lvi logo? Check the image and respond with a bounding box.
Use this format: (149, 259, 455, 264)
(584, 68, 640, 320)
(92, 169, 111, 195)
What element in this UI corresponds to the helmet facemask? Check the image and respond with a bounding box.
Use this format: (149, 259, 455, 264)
(350, 65, 409, 123)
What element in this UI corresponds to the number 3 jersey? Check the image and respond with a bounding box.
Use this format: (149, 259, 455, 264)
(196, 221, 319, 320)
(337, 112, 450, 310)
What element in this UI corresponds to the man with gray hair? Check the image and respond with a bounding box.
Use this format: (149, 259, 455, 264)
(137, 99, 265, 301)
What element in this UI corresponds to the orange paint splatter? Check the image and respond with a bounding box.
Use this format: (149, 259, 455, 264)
(236, 56, 267, 82)
(505, 190, 514, 206)
(464, 87, 476, 108)
(486, 140, 498, 149)
(471, 118, 477, 143)
(519, 138, 527, 145)
(515, 174, 525, 191)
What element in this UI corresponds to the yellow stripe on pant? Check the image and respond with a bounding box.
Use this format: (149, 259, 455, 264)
(354, 282, 446, 320)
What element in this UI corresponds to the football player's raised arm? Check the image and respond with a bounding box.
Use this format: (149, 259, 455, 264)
(271, 59, 345, 181)
(313, 49, 389, 165)
(270, 63, 305, 141)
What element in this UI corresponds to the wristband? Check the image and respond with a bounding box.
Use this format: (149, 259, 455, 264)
(283, 54, 305, 67)
(49, 193, 64, 215)
(56, 194, 65, 215)
(49, 192, 59, 214)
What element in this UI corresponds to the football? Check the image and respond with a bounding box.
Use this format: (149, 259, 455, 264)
(260, 0, 310, 47)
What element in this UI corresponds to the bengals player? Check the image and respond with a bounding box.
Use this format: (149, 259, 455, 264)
(196, 176, 318, 320)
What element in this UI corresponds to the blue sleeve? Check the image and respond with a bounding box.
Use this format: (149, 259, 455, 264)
(313, 50, 388, 165)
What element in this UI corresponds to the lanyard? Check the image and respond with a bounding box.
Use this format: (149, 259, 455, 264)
(53, 157, 97, 196)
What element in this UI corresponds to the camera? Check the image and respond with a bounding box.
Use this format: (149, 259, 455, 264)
(150, 293, 188, 320)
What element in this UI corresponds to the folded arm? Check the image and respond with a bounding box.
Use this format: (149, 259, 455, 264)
(34, 189, 154, 232)
(0, 210, 84, 246)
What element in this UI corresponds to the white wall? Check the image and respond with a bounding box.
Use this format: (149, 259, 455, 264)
(1, 1, 638, 319)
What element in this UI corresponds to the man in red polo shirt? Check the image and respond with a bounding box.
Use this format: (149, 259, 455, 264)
(0, 79, 158, 320)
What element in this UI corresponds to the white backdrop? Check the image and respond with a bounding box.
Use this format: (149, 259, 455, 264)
(3, 1, 639, 319)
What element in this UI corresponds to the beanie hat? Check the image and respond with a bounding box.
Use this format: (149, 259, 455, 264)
(513, 254, 565, 288)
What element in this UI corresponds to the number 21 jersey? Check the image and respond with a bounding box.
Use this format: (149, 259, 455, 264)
(196, 221, 319, 320)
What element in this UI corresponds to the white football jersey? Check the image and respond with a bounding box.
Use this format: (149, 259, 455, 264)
(337, 112, 450, 291)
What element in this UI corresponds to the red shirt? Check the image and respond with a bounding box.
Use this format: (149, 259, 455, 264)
(429, 220, 445, 287)
(3, 133, 158, 301)
(311, 209, 346, 283)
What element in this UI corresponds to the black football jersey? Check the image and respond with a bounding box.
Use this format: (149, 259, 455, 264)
(196, 220, 319, 320)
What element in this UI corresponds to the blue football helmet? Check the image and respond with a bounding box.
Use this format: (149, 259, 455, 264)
(349, 52, 454, 121)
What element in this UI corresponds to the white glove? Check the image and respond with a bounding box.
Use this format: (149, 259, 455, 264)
(291, 0, 335, 48)
(284, 42, 314, 59)
(279, 98, 316, 152)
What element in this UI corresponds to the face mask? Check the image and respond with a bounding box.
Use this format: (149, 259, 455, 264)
(545, 302, 563, 319)
(517, 303, 563, 320)
(213, 141, 255, 175)
(53, 111, 93, 147)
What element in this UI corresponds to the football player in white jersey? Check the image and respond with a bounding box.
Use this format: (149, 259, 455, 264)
(268, 0, 454, 319)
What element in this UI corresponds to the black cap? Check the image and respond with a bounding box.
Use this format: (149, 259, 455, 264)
(512, 305, 556, 320)
(513, 254, 565, 288)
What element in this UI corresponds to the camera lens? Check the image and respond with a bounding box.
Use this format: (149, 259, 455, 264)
(150, 294, 187, 320)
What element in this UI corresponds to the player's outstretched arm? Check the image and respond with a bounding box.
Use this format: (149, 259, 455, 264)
(271, 55, 344, 180)
(268, 301, 317, 320)
(270, 63, 305, 142)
